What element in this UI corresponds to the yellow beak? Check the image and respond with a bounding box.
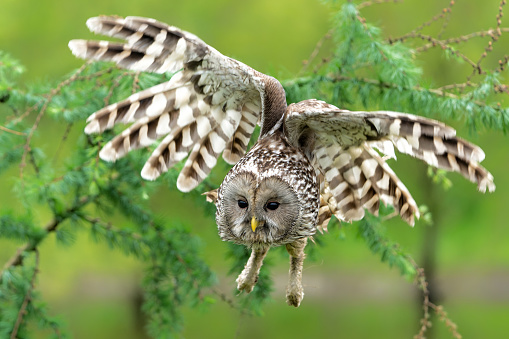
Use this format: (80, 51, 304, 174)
(251, 216, 259, 232)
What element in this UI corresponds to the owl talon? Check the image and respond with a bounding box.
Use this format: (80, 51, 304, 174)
(286, 289, 304, 307)
(236, 274, 256, 293)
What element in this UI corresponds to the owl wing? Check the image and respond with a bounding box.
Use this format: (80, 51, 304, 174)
(284, 99, 495, 226)
(69, 16, 267, 192)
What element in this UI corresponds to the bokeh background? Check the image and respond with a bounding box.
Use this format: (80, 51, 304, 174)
(1, 0, 508, 338)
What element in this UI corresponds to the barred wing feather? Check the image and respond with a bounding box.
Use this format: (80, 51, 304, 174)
(69, 16, 264, 192)
(285, 99, 495, 226)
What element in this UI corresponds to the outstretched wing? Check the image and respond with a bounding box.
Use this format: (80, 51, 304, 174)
(69, 16, 267, 192)
(285, 99, 495, 226)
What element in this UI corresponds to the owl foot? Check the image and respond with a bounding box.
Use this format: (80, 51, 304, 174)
(236, 272, 257, 293)
(236, 247, 269, 294)
(286, 284, 304, 307)
(285, 238, 308, 307)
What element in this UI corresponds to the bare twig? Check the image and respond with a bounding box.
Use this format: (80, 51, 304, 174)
(392, 3, 453, 43)
(411, 260, 462, 339)
(437, 0, 456, 39)
(390, 32, 478, 69)
(299, 29, 333, 76)
(0, 125, 26, 136)
(416, 28, 509, 53)
(357, 0, 401, 10)
(467, 0, 507, 81)
(132, 71, 141, 94)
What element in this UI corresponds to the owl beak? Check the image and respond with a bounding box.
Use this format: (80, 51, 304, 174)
(251, 216, 259, 232)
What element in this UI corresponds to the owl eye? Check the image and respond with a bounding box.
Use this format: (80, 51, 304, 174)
(237, 199, 249, 209)
(266, 201, 280, 211)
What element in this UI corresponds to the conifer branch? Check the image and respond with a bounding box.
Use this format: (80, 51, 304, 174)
(10, 250, 39, 339)
(0, 196, 93, 281)
(19, 61, 91, 182)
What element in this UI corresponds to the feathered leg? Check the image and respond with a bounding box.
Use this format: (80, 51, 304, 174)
(236, 247, 269, 293)
(285, 237, 308, 307)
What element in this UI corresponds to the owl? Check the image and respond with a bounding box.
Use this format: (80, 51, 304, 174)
(69, 16, 495, 307)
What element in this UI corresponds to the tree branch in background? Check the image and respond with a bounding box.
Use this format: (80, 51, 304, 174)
(10, 250, 40, 339)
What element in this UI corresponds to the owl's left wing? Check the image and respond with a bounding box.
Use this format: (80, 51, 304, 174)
(69, 16, 267, 192)
(284, 99, 495, 226)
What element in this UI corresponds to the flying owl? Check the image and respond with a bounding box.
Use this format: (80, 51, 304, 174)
(69, 16, 495, 307)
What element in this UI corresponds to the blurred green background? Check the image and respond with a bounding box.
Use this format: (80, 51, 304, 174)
(1, 0, 508, 338)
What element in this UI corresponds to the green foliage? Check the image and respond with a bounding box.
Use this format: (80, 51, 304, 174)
(355, 214, 416, 281)
(0, 1, 507, 338)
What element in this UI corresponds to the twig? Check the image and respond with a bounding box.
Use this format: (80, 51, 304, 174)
(83, 215, 143, 241)
(0, 125, 26, 136)
(416, 28, 509, 53)
(392, 2, 455, 43)
(390, 32, 478, 69)
(10, 250, 40, 339)
(0, 196, 93, 282)
(52, 122, 73, 163)
(210, 287, 250, 316)
(437, 1, 455, 39)
(104, 71, 131, 106)
(19, 61, 91, 183)
(357, 0, 401, 10)
(411, 260, 462, 339)
(467, 0, 506, 82)
(132, 71, 141, 94)
(299, 29, 333, 76)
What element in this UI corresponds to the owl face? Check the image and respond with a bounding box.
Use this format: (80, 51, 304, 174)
(216, 171, 301, 247)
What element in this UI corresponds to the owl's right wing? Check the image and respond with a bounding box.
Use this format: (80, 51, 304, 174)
(69, 16, 268, 192)
(284, 99, 495, 227)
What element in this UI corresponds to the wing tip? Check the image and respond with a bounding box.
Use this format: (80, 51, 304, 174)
(176, 174, 198, 193)
(222, 149, 242, 165)
(478, 174, 496, 193)
(68, 39, 88, 59)
(86, 17, 102, 32)
(84, 119, 100, 134)
(141, 163, 161, 181)
(86, 16, 123, 33)
(98, 143, 119, 162)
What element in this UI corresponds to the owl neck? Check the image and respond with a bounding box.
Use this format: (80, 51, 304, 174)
(260, 76, 287, 137)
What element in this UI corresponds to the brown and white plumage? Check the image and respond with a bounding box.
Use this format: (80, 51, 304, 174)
(70, 16, 495, 307)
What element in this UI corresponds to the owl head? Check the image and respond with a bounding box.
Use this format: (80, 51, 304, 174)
(209, 138, 320, 248)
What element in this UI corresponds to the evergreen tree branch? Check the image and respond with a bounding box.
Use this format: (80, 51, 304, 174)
(10, 250, 39, 339)
(19, 61, 91, 182)
(0, 195, 93, 281)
